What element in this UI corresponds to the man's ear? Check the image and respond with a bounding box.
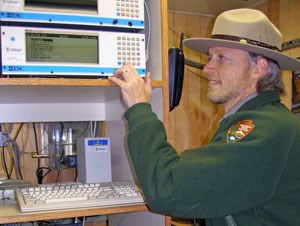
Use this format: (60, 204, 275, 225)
(253, 57, 268, 79)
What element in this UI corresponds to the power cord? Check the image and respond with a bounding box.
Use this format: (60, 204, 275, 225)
(0, 129, 11, 179)
(2, 145, 13, 179)
(36, 167, 52, 184)
(0, 126, 23, 180)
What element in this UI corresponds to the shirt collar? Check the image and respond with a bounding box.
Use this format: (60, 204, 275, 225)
(219, 93, 259, 124)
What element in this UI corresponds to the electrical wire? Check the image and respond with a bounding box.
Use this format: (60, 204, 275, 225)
(93, 121, 97, 137)
(72, 122, 90, 139)
(11, 140, 24, 180)
(117, 214, 127, 226)
(1, 146, 12, 179)
(47, 122, 89, 141)
(32, 123, 40, 160)
(55, 164, 63, 183)
(0, 121, 101, 184)
(36, 167, 52, 184)
(33, 122, 45, 184)
(90, 121, 97, 138)
(12, 123, 24, 140)
(74, 167, 78, 182)
(20, 123, 31, 154)
(7, 123, 27, 180)
(1, 122, 91, 183)
(36, 218, 66, 226)
(1, 123, 13, 135)
(89, 121, 93, 138)
(0, 126, 24, 180)
(82, 216, 86, 226)
(7, 146, 15, 178)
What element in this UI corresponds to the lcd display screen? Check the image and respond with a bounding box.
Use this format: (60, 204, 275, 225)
(25, 0, 97, 11)
(26, 32, 98, 64)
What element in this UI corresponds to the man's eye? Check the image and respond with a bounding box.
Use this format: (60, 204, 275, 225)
(218, 55, 225, 60)
(218, 55, 230, 63)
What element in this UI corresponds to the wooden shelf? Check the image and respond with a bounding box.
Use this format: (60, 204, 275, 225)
(0, 200, 148, 224)
(0, 78, 164, 87)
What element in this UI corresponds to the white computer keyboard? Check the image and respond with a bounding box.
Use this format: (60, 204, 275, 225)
(15, 181, 145, 212)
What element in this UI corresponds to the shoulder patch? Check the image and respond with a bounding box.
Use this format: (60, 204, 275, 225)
(227, 120, 255, 143)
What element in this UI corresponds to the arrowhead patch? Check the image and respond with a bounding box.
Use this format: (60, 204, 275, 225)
(227, 120, 255, 143)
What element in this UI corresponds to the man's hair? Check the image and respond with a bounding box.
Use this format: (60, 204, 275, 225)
(248, 52, 286, 96)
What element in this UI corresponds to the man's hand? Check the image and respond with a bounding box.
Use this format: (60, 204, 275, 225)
(108, 62, 152, 108)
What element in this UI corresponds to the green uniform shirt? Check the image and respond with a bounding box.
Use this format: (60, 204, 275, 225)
(124, 90, 300, 226)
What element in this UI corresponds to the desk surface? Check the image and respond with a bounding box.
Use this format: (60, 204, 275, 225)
(0, 199, 148, 224)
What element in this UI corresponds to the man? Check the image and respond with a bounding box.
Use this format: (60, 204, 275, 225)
(109, 8, 300, 226)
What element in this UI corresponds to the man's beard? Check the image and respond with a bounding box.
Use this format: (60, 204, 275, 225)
(207, 92, 228, 104)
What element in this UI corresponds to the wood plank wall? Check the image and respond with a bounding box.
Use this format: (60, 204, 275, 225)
(280, 0, 300, 108)
(168, 9, 222, 154)
(168, 0, 300, 152)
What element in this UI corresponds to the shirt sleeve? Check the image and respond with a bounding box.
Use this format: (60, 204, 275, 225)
(124, 102, 295, 219)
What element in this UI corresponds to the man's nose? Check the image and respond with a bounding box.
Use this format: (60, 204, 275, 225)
(203, 60, 216, 75)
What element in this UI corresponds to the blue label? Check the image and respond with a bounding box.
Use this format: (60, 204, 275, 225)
(2, 65, 146, 76)
(88, 139, 109, 146)
(7, 66, 25, 71)
(0, 12, 144, 28)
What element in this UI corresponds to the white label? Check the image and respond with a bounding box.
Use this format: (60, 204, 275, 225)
(1, 0, 21, 11)
(2, 0, 20, 6)
(95, 147, 108, 152)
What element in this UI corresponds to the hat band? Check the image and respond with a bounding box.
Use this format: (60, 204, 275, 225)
(211, 35, 280, 51)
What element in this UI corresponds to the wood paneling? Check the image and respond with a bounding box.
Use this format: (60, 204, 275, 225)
(168, 11, 223, 153)
(280, 0, 300, 108)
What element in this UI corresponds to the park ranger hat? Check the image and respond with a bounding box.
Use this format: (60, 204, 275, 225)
(183, 8, 300, 71)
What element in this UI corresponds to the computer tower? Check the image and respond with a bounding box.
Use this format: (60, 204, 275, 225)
(77, 137, 112, 183)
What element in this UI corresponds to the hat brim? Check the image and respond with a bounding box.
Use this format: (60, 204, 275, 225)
(183, 38, 300, 71)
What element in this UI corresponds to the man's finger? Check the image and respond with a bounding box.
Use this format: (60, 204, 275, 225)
(108, 76, 125, 88)
(144, 72, 151, 87)
(114, 68, 123, 75)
